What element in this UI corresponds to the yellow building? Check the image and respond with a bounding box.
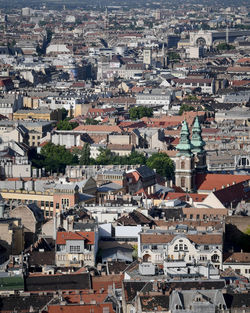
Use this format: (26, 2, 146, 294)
(23, 96, 40, 109)
(13, 108, 62, 121)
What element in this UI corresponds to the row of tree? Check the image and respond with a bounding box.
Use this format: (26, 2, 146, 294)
(32, 143, 174, 179)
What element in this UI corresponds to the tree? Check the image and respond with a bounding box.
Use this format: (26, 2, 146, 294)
(85, 117, 99, 125)
(57, 120, 79, 130)
(96, 148, 114, 165)
(39, 142, 78, 173)
(127, 151, 146, 165)
(168, 52, 181, 61)
(79, 143, 91, 165)
(129, 106, 153, 120)
(60, 108, 68, 120)
(216, 43, 235, 51)
(146, 152, 174, 179)
(179, 104, 195, 115)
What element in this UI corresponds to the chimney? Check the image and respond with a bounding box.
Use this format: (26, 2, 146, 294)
(153, 280, 158, 292)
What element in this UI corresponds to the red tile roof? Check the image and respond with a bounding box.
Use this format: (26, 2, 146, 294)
(223, 252, 250, 263)
(92, 274, 124, 292)
(196, 173, 250, 191)
(73, 125, 122, 133)
(141, 233, 222, 245)
(213, 181, 250, 205)
(236, 57, 250, 64)
(227, 66, 250, 72)
(48, 303, 115, 313)
(56, 231, 95, 245)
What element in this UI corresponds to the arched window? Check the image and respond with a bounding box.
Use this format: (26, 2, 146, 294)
(211, 254, 219, 263)
(181, 177, 186, 188)
(181, 161, 185, 169)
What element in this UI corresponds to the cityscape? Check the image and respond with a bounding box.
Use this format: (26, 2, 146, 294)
(0, 0, 249, 312)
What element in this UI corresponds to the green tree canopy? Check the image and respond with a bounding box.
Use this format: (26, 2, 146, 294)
(79, 143, 91, 165)
(85, 117, 99, 125)
(96, 148, 113, 165)
(216, 43, 235, 51)
(40, 142, 78, 173)
(168, 52, 181, 61)
(57, 119, 79, 130)
(179, 104, 195, 115)
(60, 108, 68, 120)
(129, 106, 153, 120)
(146, 152, 174, 179)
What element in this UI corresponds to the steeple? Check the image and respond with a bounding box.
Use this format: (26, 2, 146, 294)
(176, 120, 192, 157)
(191, 117, 205, 153)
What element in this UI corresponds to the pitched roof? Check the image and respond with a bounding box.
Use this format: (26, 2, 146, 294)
(48, 303, 115, 313)
(140, 295, 169, 311)
(56, 231, 95, 245)
(29, 251, 55, 266)
(116, 210, 153, 226)
(141, 233, 223, 245)
(25, 273, 91, 292)
(136, 165, 156, 178)
(213, 181, 250, 206)
(196, 173, 250, 191)
(73, 125, 122, 133)
(92, 274, 123, 292)
(0, 295, 53, 312)
(223, 252, 250, 264)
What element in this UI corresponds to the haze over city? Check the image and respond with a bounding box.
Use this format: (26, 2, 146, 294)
(0, 0, 249, 312)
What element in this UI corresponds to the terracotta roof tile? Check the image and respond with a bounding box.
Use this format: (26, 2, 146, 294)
(141, 233, 222, 245)
(196, 173, 250, 191)
(73, 125, 122, 133)
(48, 303, 114, 313)
(223, 252, 250, 263)
(56, 231, 95, 245)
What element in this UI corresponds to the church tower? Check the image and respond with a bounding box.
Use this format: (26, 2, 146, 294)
(175, 120, 195, 191)
(191, 116, 206, 173)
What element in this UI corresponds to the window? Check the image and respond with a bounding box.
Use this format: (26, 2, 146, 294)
(56, 203, 59, 209)
(50, 202, 53, 207)
(181, 177, 186, 188)
(70, 246, 80, 253)
(46, 201, 49, 207)
(211, 254, 220, 263)
(61, 198, 70, 207)
(181, 161, 185, 169)
(41, 201, 44, 207)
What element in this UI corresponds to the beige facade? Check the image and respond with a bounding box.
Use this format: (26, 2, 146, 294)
(0, 220, 24, 256)
(23, 96, 39, 109)
(9, 205, 38, 233)
(175, 155, 195, 191)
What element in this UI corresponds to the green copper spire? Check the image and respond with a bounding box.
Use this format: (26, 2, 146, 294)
(176, 120, 192, 156)
(191, 117, 205, 153)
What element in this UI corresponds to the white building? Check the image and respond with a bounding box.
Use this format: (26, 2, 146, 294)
(139, 229, 223, 268)
(136, 89, 174, 109)
(223, 252, 250, 279)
